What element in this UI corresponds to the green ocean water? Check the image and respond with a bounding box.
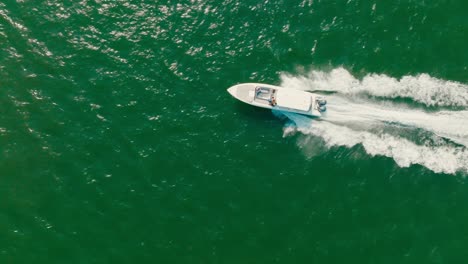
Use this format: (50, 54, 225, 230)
(1, 0, 468, 263)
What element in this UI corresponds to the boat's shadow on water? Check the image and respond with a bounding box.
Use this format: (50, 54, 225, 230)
(234, 103, 280, 122)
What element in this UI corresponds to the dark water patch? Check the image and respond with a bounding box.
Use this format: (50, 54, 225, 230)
(1, 0, 468, 262)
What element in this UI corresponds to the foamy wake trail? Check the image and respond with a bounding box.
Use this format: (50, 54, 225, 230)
(279, 68, 468, 175)
(280, 67, 468, 107)
(283, 112, 468, 174)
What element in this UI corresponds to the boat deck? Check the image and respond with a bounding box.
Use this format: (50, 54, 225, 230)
(276, 90, 311, 111)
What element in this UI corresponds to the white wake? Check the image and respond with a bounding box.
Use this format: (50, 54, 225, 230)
(281, 67, 468, 107)
(279, 68, 468, 175)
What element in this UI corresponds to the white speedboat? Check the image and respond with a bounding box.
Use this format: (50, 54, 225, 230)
(227, 83, 326, 117)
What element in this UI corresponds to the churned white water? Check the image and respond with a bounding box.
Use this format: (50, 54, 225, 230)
(279, 68, 468, 174)
(280, 67, 468, 107)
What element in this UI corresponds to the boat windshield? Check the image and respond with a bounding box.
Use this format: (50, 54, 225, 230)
(255, 87, 274, 100)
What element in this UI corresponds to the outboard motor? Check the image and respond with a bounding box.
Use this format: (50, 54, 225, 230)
(317, 98, 327, 106)
(316, 97, 327, 112)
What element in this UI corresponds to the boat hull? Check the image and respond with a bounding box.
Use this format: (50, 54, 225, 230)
(227, 83, 324, 117)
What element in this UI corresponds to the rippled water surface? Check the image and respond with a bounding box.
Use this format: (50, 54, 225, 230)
(1, 0, 468, 263)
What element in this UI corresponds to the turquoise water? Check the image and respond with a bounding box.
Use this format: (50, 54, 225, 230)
(1, 0, 468, 263)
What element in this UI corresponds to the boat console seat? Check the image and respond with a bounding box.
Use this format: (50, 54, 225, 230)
(256, 87, 270, 94)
